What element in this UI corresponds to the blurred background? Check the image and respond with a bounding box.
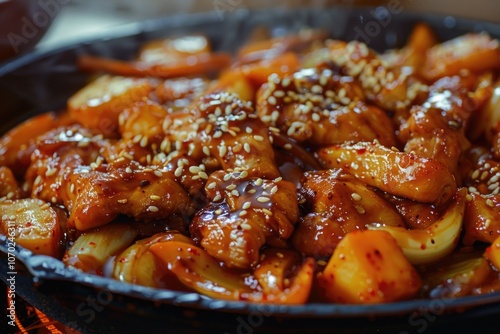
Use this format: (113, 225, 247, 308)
(1, 0, 500, 61)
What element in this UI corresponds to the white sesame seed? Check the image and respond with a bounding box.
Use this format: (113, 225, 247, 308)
(215, 208, 223, 215)
(262, 208, 273, 215)
(486, 199, 495, 208)
(219, 145, 227, 157)
(242, 202, 251, 210)
(231, 189, 240, 196)
(270, 185, 278, 194)
(257, 196, 270, 203)
(312, 113, 321, 122)
(351, 193, 362, 201)
(481, 171, 489, 181)
(125, 167, 133, 173)
(246, 127, 253, 134)
(148, 205, 159, 213)
(254, 135, 264, 142)
(150, 195, 161, 200)
(213, 194, 222, 202)
(284, 143, 292, 150)
(203, 146, 211, 156)
(213, 131, 223, 138)
(255, 178, 264, 186)
(140, 136, 148, 148)
(240, 222, 251, 229)
(274, 90, 285, 98)
(227, 184, 236, 190)
(355, 205, 366, 214)
(223, 173, 232, 181)
(174, 167, 183, 177)
(268, 96, 277, 105)
(45, 167, 57, 177)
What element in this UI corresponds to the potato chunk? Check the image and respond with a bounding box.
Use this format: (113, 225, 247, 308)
(68, 75, 151, 136)
(318, 230, 422, 304)
(485, 235, 500, 271)
(63, 223, 137, 274)
(0, 199, 64, 257)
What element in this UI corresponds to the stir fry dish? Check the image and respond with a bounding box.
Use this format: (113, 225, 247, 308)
(2, 23, 500, 305)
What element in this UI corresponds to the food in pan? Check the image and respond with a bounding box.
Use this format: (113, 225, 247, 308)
(1, 23, 500, 305)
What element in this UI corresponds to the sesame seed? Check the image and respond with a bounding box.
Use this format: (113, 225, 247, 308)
(203, 146, 211, 156)
(125, 167, 133, 173)
(240, 222, 251, 229)
(270, 185, 278, 194)
(248, 189, 257, 194)
(123, 152, 134, 160)
(274, 177, 282, 182)
(254, 135, 264, 142)
(355, 205, 366, 214)
(488, 182, 499, 191)
(481, 171, 489, 181)
(148, 206, 159, 213)
(243, 143, 251, 153)
(213, 194, 222, 202)
(231, 189, 240, 196)
(485, 163, 491, 169)
(276, 252, 284, 258)
(227, 184, 237, 190)
(274, 90, 285, 98)
(139, 136, 148, 148)
(215, 208, 223, 215)
(468, 186, 478, 194)
(242, 202, 251, 210)
(351, 193, 362, 201)
(485, 219, 492, 228)
(239, 210, 248, 217)
(213, 131, 223, 138)
(6, 192, 14, 199)
(150, 195, 161, 201)
(466, 194, 473, 202)
(317, 260, 327, 266)
(268, 96, 277, 105)
(70, 183, 75, 194)
(51, 196, 57, 203)
(174, 167, 183, 177)
(198, 172, 208, 179)
(189, 166, 202, 174)
(471, 169, 480, 180)
(257, 196, 270, 203)
(311, 85, 323, 94)
(218, 145, 227, 157)
(223, 173, 232, 181)
(255, 178, 264, 186)
(312, 113, 321, 122)
(207, 182, 217, 190)
(282, 77, 291, 87)
(262, 208, 273, 215)
(45, 167, 57, 177)
(284, 143, 292, 150)
(486, 199, 495, 208)
(153, 170, 162, 177)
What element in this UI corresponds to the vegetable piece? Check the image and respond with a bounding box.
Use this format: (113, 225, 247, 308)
(422, 33, 500, 81)
(367, 189, 466, 265)
(0, 112, 64, 173)
(317, 141, 457, 206)
(318, 230, 422, 304)
(78, 53, 231, 79)
(420, 251, 492, 298)
(150, 241, 315, 304)
(0, 199, 64, 257)
(485, 235, 500, 271)
(68, 75, 152, 136)
(238, 52, 300, 87)
(113, 231, 194, 289)
(63, 223, 137, 274)
(137, 35, 211, 63)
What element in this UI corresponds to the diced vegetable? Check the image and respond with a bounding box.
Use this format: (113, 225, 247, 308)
(63, 223, 137, 274)
(318, 230, 422, 304)
(0, 198, 64, 257)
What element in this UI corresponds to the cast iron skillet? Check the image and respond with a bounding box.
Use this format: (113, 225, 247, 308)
(1, 7, 500, 334)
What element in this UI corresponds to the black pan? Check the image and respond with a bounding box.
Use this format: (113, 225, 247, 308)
(1, 7, 500, 334)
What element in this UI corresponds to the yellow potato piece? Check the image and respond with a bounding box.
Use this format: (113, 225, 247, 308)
(0, 198, 64, 257)
(319, 230, 422, 304)
(485, 235, 500, 271)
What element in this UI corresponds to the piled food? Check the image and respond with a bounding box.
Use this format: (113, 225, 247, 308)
(1, 24, 500, 304)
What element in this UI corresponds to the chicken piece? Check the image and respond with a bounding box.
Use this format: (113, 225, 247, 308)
(399, 75, 478, 180)
(190, 170, 298, 269)
(463, 158, 500, 196)
(256, 68, 396, 147)
(24, 125, 104, 206)
(64, 158, 194, 231)
(163, 92, 281, 179)
(384, 195, 440, 230)
(0, 166, 21, 200)
(421, 33, 500, 81)
(291, 169, 405, 258)
(327, 40, 428, 112)
(317, 141, 457, 207)
(464, 193, 500, 245)
(155, 77, 208, 108)
(0, 198, 65, 257)
(119, 100, 168, 145)
(68, 75, 152, 137)
(0, 112, 75, 176)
